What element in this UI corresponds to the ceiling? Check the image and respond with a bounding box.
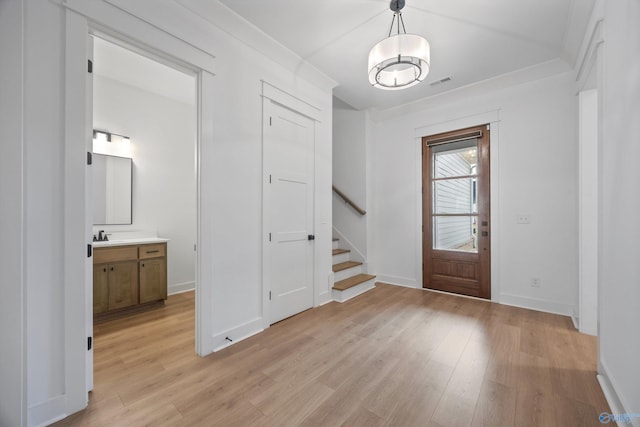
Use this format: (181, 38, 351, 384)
(213, 0, 595, 111)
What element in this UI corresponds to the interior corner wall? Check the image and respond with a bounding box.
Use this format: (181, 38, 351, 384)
(332, 100, 367, 258)
(204, 30, 333, 347)
(93, 75, 197, 293)
(370, 71, 579, 315)
(18, 0, 333, 425)
(599, 0, 640, 418)
(0, 1, 25, 426)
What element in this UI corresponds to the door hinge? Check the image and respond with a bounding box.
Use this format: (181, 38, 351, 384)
(87, 59, 93, 74)
(87, 152, 92, 165)
(87, 244, 92, 258)
(269, 174, 272, 184)
(87, 336, 92, 351)
(268, 232, 271, 242)
(194, 243, 197, 251)
(269, 291, 272, 300)
(269, 116, 272, 126)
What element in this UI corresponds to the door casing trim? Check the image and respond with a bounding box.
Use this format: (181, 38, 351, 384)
(414, 110, 501, 302)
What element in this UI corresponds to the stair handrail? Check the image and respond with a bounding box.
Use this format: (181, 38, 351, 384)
(332, 185, 366, 216)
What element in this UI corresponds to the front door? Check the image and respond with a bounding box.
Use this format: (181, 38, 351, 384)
(264, 100, 315, 324)
(422, 125, 491, 298)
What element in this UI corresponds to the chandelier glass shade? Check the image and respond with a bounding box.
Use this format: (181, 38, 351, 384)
(368, 1, 430, 90)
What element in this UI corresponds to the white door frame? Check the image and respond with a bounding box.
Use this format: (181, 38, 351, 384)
(261, 81, 322, 330)
(63, 2, 216, 417)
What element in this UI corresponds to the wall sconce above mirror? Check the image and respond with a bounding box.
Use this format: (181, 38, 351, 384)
(93, 129, 132, 158)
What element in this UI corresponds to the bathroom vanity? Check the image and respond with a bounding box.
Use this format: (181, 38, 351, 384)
(93, 238, 168, 321)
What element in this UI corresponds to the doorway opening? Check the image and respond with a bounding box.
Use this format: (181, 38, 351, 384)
(89, 35, 198, 389)
(422, 124, 491, 299)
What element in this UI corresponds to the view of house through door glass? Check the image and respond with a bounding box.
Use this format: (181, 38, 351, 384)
(423, 125, 491, 299)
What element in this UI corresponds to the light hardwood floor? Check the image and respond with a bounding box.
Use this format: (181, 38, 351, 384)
(55, 283, 609, 426)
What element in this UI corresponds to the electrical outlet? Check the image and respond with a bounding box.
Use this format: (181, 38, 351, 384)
(530, 277, 541, 287)
(517, 214, 531, 224)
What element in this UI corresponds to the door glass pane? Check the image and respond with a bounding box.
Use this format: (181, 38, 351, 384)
(433, 139, 478, 179)
(433, 178, 478, 214)
(433, 216, 477, 253)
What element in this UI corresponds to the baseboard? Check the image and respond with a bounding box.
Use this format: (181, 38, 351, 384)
(28, 395, 66, 427)
(212, 317, 263, 352)
(500, 293, 574, 317)
(168, 281, 195, 295)
(376, 275, 418, 289)
(571, 306, 579, 330)
(571, 315, 579, 330)
(317, 291, 333, 306)
(598, 359, 640, 427)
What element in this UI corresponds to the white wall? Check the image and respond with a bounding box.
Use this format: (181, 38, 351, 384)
(191, 18, 333, 345)
(1, 0, 333, 425)
(23, 0, 67, 418)
(578, 89, 598, 335)
(0, 1, 25, 426)
(93, 75, 197, 294)
(598, 0, 640, 420)
(332, 97, 367, 259)
(370, 71, 579, 315)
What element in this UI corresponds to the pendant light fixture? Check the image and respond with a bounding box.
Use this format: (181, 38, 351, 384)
(368, 0, 430, 90)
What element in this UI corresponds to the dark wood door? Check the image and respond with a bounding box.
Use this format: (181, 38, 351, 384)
(422, 124, 491, 299)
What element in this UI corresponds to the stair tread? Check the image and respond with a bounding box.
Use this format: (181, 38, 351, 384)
(332, 249, 350, 256)
(333, 274, 376, 291)
(332, 261, 362, 272)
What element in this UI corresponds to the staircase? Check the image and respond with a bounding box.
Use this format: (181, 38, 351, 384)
(332, 238, 376, 302)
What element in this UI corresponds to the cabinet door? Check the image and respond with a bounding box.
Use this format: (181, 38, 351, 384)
(93, 263, 109, 314)
(139, 257, 167, 303)
(108, 260, 139, 310)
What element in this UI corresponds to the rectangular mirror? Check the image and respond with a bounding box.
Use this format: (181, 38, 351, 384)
(92, 153, 132, 225)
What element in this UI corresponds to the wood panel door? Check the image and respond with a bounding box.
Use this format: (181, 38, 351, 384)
(423, 125, 491, 299)
(264, 99, 315, 324)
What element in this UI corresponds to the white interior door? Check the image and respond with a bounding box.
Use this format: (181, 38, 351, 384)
(264, 100, 315, 324)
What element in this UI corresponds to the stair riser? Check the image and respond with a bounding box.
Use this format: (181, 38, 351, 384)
(333, 265, 364, 282)
(332, 240, 339, 250)
(332, 252, 350, 264)
(332, 279, 376, 303)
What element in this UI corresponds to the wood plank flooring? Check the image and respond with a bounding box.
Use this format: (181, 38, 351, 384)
(54, 283, 609, 426)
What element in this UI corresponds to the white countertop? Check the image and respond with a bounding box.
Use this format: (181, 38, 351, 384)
(93, 237, 169, 248)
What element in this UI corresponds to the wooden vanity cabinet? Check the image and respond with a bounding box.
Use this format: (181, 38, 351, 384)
(93, 242, 167, 321)
(139, 243, 167, 303)
(93, 261, 139, 313)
